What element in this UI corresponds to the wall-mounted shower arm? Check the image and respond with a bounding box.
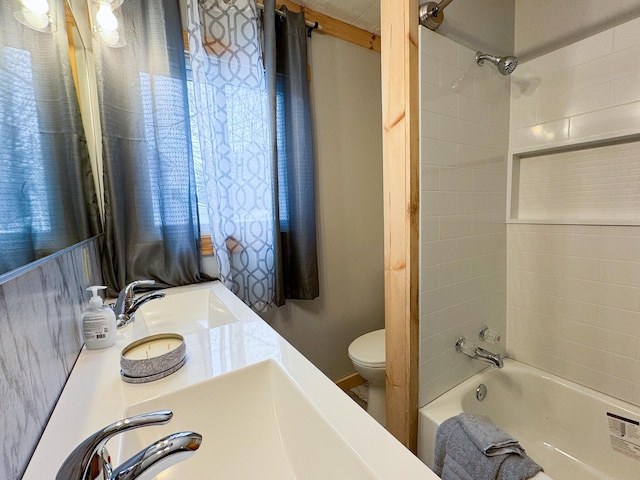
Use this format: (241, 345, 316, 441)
(426, 0, 454, 18)
(419, 0, 455, 30)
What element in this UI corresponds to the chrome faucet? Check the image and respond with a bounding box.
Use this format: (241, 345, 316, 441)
(456, 336, 504, 368)
(113, 280, 166, 328)
(56, 410, 202, 480)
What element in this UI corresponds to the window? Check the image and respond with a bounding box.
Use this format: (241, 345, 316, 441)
(0, 47, 50, 235)
(185, 63, 210, 235)
(184, 56, 290, 242)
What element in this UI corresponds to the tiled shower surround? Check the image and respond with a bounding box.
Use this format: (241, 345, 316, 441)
(508, 16, 640, 409)
(418, 28, 510, 405)
(420, 15, 640, 410)
(508, 224, 640, 406)
(0, 238, 102, 479)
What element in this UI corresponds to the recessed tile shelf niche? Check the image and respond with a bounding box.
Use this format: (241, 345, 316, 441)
(507, 135, 640, 226)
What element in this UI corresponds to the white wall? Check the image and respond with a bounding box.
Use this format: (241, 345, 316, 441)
(431, 0, 514, 58)
(266, 33, 384, 381)
(508, 16, 640, 407)
(515, 0, 640, 60)
(418, 28, 510, 406)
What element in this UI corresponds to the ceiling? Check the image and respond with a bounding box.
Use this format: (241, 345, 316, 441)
(306, 0, 640, 61)
(515, 0, 640, 60)
(294, 0, 381, 35)
(71, 0, 640, 61)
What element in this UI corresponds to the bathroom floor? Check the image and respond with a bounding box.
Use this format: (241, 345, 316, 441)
(347, 383, 369, 410)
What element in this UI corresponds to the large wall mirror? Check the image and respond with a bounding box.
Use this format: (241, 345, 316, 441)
(0, 0, 103, 282)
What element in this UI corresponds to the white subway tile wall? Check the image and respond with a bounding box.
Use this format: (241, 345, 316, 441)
(508, 16, 640, 408)
(516, 141, 640, 221)
(419, 28, 510, 406)
(510, 17, 640, 150)
(508, 225, 640, 405)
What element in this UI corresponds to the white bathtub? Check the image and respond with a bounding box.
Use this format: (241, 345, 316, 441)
(418, 359, 640, 480)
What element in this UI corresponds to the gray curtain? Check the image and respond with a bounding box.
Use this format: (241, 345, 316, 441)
(264, 0, 319, 302)
(0, 0, 99, 276)
(96, 0, 207, 296)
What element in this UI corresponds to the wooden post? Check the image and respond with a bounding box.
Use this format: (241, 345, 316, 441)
(380, 0, 419, 452)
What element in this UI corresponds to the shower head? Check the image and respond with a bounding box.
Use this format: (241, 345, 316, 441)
(475, 51, 518, 75)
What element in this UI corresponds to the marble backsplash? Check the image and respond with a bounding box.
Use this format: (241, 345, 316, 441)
(0, 238, 102, 479)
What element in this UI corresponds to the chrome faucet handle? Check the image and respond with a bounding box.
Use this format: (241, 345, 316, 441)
(109, 431, 202, 480)
(479, 326, 501, 344)
(113, 280, 159, 328)
(455, 337, 478, 357)
(115, 280, 157, 313)
(56, 410, 173, 480)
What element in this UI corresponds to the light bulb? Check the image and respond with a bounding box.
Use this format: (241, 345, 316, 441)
(96, 3, 118, 32)
(99, 30, 121, 46)
(21, 0, 49, 15)
(14, 0, 57, 32)
(22, 11, 49, 29)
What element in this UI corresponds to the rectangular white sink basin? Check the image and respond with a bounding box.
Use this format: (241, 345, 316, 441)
(119, 359, 379, 479)
(132, 285, 238, 338)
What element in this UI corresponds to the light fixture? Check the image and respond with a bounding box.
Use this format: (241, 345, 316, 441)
(13, 0, 58, 33)
(90, 0, 126, 48)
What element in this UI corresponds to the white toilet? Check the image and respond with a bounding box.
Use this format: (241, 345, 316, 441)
(348, 328, 386, 426)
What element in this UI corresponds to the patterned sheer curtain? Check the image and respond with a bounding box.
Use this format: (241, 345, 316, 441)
(187, 0, 277, 312)
(96, 0, 207, 296)
(0, 0, 99, 276)
(187, 0, 319, 313)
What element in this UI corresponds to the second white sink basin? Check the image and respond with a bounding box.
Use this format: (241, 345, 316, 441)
(119, 359, 380, 479)
(132, 285, 238, 338)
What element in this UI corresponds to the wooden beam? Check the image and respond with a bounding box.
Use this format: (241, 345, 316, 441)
(184, 2, 380, 53)
(381, 0, 419, 452)
(64, 1, 76, 26)
(335, 372, 366, 391)
(201, 235, 214, 256)
(64, 2, 80, 106)
(264, 0, 380, 52)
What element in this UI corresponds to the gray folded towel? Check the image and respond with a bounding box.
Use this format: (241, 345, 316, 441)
(434, 416, 459, 476)
(499, 453, 544, 480)
(433, 414, 543, 480)
(441, 452, 475, 480)
(458, 413, 526, 457)
(437, 418, 506, 479)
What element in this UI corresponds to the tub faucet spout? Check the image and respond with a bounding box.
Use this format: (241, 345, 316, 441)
(475, 346, 504, 368)
(456, 337, 503, 368)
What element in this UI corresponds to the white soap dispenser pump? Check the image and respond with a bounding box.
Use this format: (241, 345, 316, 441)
(81, 286, 117, 349)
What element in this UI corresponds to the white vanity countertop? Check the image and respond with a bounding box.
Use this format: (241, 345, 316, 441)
(24, 281, 436, 479)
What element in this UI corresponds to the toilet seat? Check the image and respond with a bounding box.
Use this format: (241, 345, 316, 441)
(348, 329, 385, 368)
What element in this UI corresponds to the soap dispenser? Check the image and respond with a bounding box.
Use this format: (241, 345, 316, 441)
(82, 286, 117, 349)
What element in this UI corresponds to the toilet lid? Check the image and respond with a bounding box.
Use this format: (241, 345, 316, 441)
(348, 329, 385, 368)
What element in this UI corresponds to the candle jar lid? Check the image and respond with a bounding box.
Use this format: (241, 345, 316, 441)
(120, 333, 186, 382)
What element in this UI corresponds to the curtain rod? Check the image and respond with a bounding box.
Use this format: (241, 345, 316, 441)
(256, 3, 321, 32)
